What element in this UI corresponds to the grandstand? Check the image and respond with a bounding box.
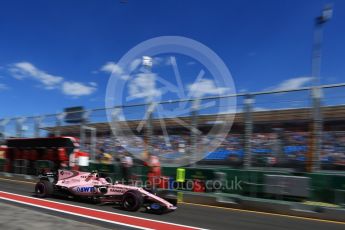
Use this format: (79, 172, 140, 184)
(43, 104, 345, 133)
(42, 104, 345, 170)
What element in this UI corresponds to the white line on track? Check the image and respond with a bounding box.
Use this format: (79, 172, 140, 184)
(0, 190, 206, 230)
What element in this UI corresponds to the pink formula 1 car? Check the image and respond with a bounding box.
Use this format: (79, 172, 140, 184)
(34, 170, 177, 214)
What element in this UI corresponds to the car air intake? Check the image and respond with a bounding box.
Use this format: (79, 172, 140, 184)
(99, 187, 108, 194)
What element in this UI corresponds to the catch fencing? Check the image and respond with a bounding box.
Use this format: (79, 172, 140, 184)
(1, 83, 345, 172)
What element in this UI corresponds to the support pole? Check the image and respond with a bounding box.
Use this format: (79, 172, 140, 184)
(190, 98, 200, 166)
(55, 113, 65, 137)
(146, 103, 155, 155)
(16, 117, 26, 138)
(80, 110, 91, 152)
(244, 94, 254, 168)
(310, 5, 332, 171)
(34, 116, 44, 138)
(0, 118, 10, 139)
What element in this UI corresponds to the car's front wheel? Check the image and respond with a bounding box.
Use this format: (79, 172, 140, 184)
(35, 180, 53, 198)
(122, 190, 143, 211)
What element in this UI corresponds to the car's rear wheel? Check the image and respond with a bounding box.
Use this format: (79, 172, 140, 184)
(122, 190, 143, 211)
(35, 180, 54, 198)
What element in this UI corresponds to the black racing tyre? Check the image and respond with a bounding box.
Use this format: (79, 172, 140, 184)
(35, 180, 54, 198)
(121, 190, 143, 211)
(91, 196, 101, 204)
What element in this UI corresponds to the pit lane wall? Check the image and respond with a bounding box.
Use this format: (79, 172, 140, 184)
(85, 162, 345, 205)
(1, 158, 344, 205)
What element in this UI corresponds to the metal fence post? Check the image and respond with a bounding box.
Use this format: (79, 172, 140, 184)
(309, 6, 331, 172)
(110, 106, 122, 134)
(190, 98, 200, 166)
(90, 126, 97, 160)
(311, 87, 323, 172)
(146, 103, 155, 155)
(244, 94, 254, 168)
(273, 128, 285, 166)
(80, 125, 96, 160)
(16, 117, 26, 138)
(55, 113, 65, 137)
(80, 110, 91, 151)
(0, 118, 10, 138)
(34, 116, 43, 138)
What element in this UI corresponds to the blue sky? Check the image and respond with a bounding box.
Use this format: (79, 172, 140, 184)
(0, 0, 345, 119)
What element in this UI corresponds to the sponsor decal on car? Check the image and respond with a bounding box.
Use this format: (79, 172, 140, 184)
(76, 187, 95, 193)
(109, 188, 127, 193)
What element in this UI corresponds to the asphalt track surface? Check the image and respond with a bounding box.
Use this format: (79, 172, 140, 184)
(0, 178, 344, 230)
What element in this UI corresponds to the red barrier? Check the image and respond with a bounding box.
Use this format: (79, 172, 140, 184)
(46, 149, 56, 161)
(14, 149, 22, 159)
(22, 150, 30, 160)
(58, 148, 68, 161)
(29, 150, 38, 161)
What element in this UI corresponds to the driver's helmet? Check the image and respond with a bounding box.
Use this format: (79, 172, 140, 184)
(90, 170, 99, 178)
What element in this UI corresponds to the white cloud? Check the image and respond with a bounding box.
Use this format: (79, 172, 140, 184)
(8, 61, 97, 97)
(129, 59, 141, 72)
(99, 61, 131, 80)
(89, 82, 97, 87)
(0, 83, 8, 91)
(62, 81, 96, 96)
(100, 59, 143, 75)
(100, 61, 123, 75)
(99, 57, 171, 78)
(120, 75, 130, 81)
(268, 77, 313, 91)
(128, 73, 161, 102)
(10, 62, 63, 89)
(187, 79, 229, 97)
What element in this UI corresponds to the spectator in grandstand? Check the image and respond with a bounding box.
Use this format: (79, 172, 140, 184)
(266, 154, 277, 166)
(95, 148, 105, 162)
(101, 152, 113, 164)
(95, 147, 112, 164)
(227, 153, 242, 167)
(120, 152, 133, 184)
